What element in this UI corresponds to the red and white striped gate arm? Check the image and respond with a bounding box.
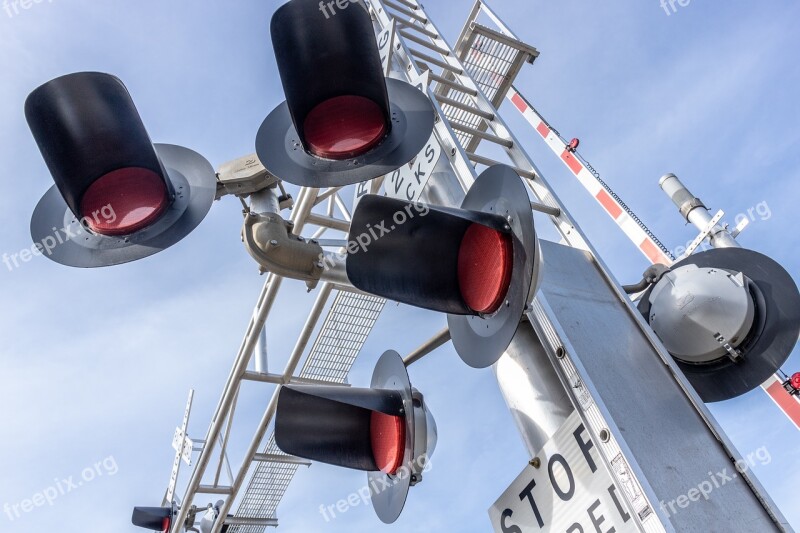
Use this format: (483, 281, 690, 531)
(761, 374, 800, 430)
(507, 87, 673, 266)
(506, 85, 800, 429)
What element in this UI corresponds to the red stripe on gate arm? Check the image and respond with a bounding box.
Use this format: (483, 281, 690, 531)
(639, 238, 665, 265)
(595, 189, 623, 220)
(536, 121, 550, 139)
(511, 93, 528, 113)
(561, 150, 583, 175)
(766, 381, 800, 430)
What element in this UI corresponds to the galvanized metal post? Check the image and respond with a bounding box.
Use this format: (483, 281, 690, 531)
(660, 173, 739, 249)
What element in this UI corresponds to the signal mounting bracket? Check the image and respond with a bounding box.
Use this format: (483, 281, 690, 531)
(216, 153, 280, 200)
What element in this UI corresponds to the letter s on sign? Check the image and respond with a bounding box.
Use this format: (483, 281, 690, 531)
(500, 509, 522, 533)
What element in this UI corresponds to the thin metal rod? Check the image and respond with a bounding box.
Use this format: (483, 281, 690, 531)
(197, 485, 232, 495)
(395, 18, 438, 39)
(428, 71, 479, 96)
(213, 386, 239, 487)
(241, 371, 351, 387)
(398, 30, 451, 56)
(383, 0, 428, 23)
(391, 0, 420, 10)
(306, 212, 351, 232)
(224, 517, 279, 527)
(409, 49, 463, 74)
(451, 123, 514, 148)
(437, 95, 495, 120)
(404, 328, 452, 366)
(313, 186, 342, 207)
(465, 152, 536, 180)
(530, 201, 561, 217)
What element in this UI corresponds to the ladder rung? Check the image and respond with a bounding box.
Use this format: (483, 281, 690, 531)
(428, 72, 478, 96)
(451, 124, 513, 148)
(383, 0, 427, 23)
(253, 453, 312, 466)
(531, 202, 562, 217)
(398, 30, 450, 56)
(437, 96, 495, 120)
(466, 152, 538, 180)
(391, 0, 420, 10)
(409, 49, 462, 74)
(197, 485, 232, 495)
(395, 18, 438, 39)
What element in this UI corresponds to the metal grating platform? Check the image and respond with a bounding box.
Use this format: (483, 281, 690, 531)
(436, 22, 538, 152)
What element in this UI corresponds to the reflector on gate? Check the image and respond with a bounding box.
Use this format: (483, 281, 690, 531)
(256, 0, 435, 187)
(26, 72, 216, 268)
(346, 165, 541, 368)
(638, 248, 800, 402)
(275, 350, 436, 523)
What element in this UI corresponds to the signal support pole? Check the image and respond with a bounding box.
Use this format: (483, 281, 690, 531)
(659, 173, 739, 249)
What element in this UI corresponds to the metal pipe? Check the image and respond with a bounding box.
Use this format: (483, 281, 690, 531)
(660, 173, 739, 249)
(404, 328, 451, 366)
(306, 212, 351, 233)
(493, 324, 574, 456)
(254, 327, 268, 374)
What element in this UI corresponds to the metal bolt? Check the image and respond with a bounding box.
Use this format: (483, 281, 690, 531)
(529, 457, 541, 469)
(269, 240, 279, 247)
(556, 346, 566, 359)
(599, 429, 611, 443)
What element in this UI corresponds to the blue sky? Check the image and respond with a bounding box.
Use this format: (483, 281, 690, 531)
(0, 1, 798, 532)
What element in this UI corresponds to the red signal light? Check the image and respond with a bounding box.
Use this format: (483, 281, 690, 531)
(370, 411, 405, 475)
(304, 96, 388, 160)
(791, 373, 800, 391)
(458, 223, 514, 314)
(80, 167, 169, 236)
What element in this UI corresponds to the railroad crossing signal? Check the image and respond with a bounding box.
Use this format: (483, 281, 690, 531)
(256, 0, 435, 188)
(132, 505, 174, 532)
(275, 350, 437, 523)
(25, 72, 217, 268)
(347, 165, 541, 368)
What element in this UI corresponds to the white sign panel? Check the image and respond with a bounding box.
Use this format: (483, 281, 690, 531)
(490, 412, 650, 533)
(384, 132, 441, 203)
